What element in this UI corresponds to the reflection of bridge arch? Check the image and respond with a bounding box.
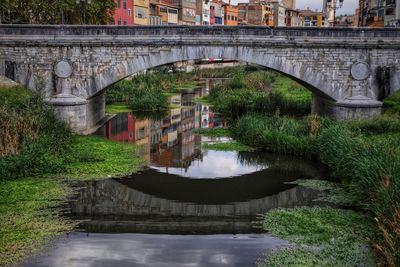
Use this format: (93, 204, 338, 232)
(2, 26, 400, 132)
(69, 175, 321, 233)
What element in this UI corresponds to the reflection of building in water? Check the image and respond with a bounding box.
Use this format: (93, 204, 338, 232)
(169, 94, 182, 106)
(181, 92, 196, 107)
(201, 104, 215, 128)
(95, 80, 228, 172)
(150, 119, 162, 151)
(103, 113, 136, 143)
(135, 118, 150, 163)
(151, 98, 202, 171)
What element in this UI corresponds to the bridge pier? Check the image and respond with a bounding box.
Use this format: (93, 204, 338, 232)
(46, 92, 105, 134)
(311, 93, 382, 120)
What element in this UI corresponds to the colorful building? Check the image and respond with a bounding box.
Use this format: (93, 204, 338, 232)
(196, 0, 211, 25)
(210, 0, 225, 25)
(238, 0, 274, 26)
(223, 1, 239, 25)
(299, 9, 325, 27)
(285, 8, 300, 26)
(269, 1, 286, 26)
(174, 0, 197, 24)
(113, 0, 134, 25)
(135, 0, 150, 25)
(358, 0, 400, 27)
(150, 0, 179, 24)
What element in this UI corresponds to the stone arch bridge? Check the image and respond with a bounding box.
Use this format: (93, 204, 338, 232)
(1, 25, 400, 133)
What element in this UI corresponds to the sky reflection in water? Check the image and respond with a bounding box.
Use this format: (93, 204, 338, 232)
(152, 150, 268, 178)
(25, 233, 286, 267)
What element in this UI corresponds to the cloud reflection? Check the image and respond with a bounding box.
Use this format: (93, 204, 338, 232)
(152, 150, 268, 178)
(26, 233, 286, 267)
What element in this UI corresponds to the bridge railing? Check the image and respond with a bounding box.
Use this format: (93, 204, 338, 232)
(1, 25, 400, 38)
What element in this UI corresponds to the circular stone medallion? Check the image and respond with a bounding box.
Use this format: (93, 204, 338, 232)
(54, 60, 73, 78)
(351, 62, 370, 81)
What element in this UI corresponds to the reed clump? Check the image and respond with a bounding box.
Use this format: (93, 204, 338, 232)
(0, 86, 73, 180)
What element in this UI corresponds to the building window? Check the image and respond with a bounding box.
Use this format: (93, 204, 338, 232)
(123, 0, 127, 9)
(128, 9, 132, 16)
(117, 0, 121, 8)
(118, 18, 121, 25)
(168, 9, 178, 14)
(160, 6, 167, 13)
(124, 19, 127, 25)
(183, 8, 195, 17)
(135, 7, 147, 19)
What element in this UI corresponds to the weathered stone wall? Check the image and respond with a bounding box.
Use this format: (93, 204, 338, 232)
(1, 25, 400, 132)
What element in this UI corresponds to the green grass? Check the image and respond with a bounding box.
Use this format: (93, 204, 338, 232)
(194, 96, 212, 105)
(195, 128, 232, 137)
(105, 103, 131, 113)
(63, 136, 145, 181)
(172, 81, 201, 90)
(203, 142, 254, 152)
(273, 75, 312, 103)
(0, 177, 75, 266)
(259, 207, 376, 267)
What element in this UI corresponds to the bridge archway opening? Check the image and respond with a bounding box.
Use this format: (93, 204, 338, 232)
(92, 58, 334, 129)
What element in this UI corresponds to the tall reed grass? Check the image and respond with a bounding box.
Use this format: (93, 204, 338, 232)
(233, 113, 400, 265)
(0, 86, 73, 180)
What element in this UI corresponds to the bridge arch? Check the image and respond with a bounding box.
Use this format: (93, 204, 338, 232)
(92, 46, 336, 101)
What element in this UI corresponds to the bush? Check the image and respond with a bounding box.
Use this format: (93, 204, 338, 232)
(129, 85, 168, 111)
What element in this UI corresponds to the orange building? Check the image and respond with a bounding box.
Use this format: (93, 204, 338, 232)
(223, 2, 238, 25)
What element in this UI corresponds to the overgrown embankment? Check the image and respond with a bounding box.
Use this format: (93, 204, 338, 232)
(240, 115, 400, 266)
(0, 85, 143, 266)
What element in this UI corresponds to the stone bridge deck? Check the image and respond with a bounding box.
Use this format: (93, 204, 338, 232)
(1, 25, 400, 132)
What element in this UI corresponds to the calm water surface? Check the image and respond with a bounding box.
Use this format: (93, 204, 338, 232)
(24, 82, 329, 267)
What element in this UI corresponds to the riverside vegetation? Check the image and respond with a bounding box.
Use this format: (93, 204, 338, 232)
(2, 65, 400, 266)
(0, 86, 143, 265)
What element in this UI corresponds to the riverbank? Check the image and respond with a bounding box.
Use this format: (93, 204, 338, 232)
(0, 85, 144, 266)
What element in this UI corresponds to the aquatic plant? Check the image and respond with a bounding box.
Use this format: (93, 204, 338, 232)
(259, 207, 376, 267)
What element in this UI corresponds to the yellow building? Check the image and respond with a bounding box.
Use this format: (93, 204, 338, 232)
(135, 0, 150, 25)
(299, 9, 325, 27)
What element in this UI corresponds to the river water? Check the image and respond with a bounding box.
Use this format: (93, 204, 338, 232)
(24, 81, 330, 267)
